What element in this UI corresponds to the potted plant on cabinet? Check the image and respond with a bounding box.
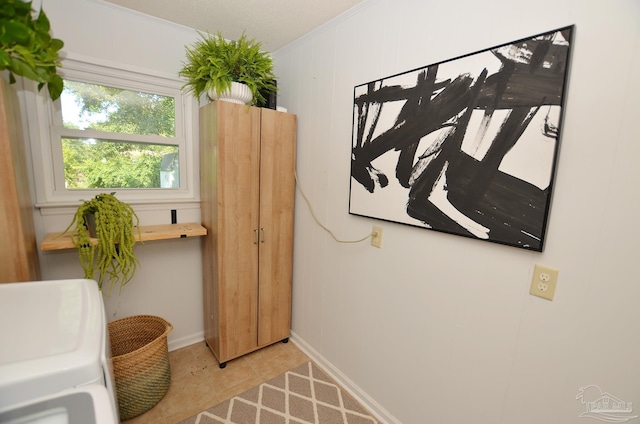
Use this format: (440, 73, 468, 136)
(62, 192, 140, 293)
(0, 0, 64, 100)
(178, 31, 277, 106)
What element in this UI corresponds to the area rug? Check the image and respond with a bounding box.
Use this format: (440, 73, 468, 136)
(178, 362, 378, 424)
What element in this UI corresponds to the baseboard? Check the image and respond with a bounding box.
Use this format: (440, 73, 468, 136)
(290, 331, 401, 424)
(168, 331, 204, 352)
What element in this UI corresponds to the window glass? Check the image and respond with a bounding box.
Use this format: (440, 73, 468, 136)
(55, 78, 183, 192)
(61, 80, 175, 136)
(61, 137, 179, 189)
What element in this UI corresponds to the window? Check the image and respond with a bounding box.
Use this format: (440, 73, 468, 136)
(59, 80, 179, 189)
(30, 58, 198, 206)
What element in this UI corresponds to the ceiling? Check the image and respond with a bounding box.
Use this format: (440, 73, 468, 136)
(102, 0, 364, 52)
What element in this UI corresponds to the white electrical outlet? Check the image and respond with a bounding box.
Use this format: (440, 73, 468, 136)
(530, 264, 559, 301)
(371, 225, 383, 248)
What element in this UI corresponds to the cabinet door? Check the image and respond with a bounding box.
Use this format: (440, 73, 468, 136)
(215, 101, 261, 359)
(257, 108, 297, 346)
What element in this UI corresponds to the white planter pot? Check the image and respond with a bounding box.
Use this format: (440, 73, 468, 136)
(207, 81, 253, 105)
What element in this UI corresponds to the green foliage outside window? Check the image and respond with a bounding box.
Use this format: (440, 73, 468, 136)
(61, 80, 179, 189)
(62, 138, 178, 189)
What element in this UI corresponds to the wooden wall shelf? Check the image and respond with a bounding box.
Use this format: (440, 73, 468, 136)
(40, 222, 207, 251)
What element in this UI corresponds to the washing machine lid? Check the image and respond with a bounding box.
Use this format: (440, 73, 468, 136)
(0, 279, 106, 409)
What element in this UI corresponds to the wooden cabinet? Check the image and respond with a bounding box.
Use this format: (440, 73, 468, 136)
(0, 77, 40, 283)
(200, 101, 296, 366)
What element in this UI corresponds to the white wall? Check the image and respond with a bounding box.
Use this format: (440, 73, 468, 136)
(274, 0, 640, 423)
(18, 0, 640, 422)
(25, 0, 205, 350)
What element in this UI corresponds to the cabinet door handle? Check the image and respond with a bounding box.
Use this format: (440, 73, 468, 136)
(260, 228, 265, 243)
(253, 228, 259, 244)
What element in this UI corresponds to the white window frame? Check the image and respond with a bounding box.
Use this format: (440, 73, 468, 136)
(29, 57, 199, 208)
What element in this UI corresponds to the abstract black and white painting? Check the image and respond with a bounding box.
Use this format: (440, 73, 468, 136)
(350, 26, 573, 251)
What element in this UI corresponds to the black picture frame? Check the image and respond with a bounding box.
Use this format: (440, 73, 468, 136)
(350, 26, 574, 251)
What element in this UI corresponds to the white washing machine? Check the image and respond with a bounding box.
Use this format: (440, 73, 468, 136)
(0, 279, 119, 423)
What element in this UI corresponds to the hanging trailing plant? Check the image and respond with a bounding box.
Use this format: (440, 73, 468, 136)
(62, 193, 140, 293)
(0, 0, 64, 100)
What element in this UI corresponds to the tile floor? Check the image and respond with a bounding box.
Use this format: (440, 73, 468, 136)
(122, 340, 310, 424)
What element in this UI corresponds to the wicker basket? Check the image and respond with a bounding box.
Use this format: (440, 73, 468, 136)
(108, 315, 173, 421)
